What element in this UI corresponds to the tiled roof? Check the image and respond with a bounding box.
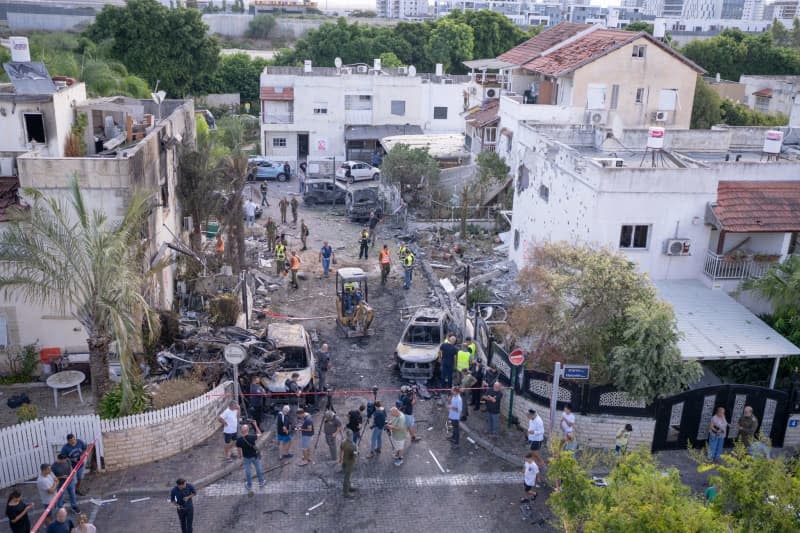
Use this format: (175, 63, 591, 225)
(497, 22, 588, 66)
(711, 180, 800, 232)
(260, 87, 294, 101)
(753, 88, 773, 97)
(464, 99, 499, 128)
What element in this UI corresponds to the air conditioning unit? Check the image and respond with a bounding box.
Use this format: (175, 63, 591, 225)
(397, 66, 408, 74)
(182, 216, 193, 231)
(356, 65, 368, 74)
(654, 111, 669, 122)
(486, 88, 498, 98)
(664, 238, 691, 256)
(592, 157, 624, 168)
(584, 110, 608, 125)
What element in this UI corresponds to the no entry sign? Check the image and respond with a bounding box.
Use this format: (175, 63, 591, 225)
(509, 348, 525, 366)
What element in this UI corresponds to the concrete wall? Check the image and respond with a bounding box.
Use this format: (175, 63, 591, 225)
(7, 12, 94, 31)
(102, 382, 232, 470)
(203, 14, 396, 38)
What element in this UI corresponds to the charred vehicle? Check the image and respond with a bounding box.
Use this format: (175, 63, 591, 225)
(394, 308, 456, 381)
(345, 186, 380, 222)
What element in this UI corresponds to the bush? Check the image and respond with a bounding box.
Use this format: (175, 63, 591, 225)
(1, 344, 40, 384)
(16, 403, 38, 423)
(99, 382, 149, 419)
(209, 294, 241, 327)
(245, 14, 276, 40)
(468, 285, 492, 307)
(149, 378, 208, 410)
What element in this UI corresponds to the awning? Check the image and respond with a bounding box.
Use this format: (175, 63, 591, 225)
(380, 134, 469, 160)
(654, 280, 800, 361)
(752, 88, 773, 97)
(345, 124, 423, 141)
(708, 180, 800, 233)
(464, 100, 500, 128)
(462, 58, 516, 70)
(260, 87, 294, 101)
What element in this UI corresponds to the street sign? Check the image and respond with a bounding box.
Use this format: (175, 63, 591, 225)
(509, 348, 525, 366)
(223, 344, 247, 365)
(790, 419, 799, 428)
(562, 364, 590, 380)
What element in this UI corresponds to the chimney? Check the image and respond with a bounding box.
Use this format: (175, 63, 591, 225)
(303, 60, 312, 73)
(435, 63, 443, 77)
(9, 36, 30, 62)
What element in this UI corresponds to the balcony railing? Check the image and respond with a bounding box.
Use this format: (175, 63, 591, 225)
(703, 249, 780, 281)
(262, 113, 293, 124)
(345, 109, 373, 125)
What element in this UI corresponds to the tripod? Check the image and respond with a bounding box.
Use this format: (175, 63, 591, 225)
(358, 386, 379, 452)
(313, 387, 336, 452)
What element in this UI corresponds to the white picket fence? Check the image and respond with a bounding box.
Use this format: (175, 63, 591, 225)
(0, 414, 103, 489)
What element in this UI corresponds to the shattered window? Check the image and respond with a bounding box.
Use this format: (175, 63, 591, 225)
(404, 325, 441, 345)
(517, 165, 530, 193)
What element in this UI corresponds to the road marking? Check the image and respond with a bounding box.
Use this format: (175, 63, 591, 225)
(203, 471, 518, 497)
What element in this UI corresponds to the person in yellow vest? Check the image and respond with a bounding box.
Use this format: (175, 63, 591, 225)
(398, 243, 409, 261)
(275, 239, 286, 276)
(289, 250, 301, 289)
(343, 281, 358, 314)
(456, 342, 471, 374)
(402, 249, 414, 290)
(379, 244, 391, 285)
(466, 336, 477, 365)
(359, 228, 370, 260)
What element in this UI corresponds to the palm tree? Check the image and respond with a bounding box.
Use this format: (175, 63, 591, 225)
(743, 255, 800, 315)
(0, 178, 155, 413)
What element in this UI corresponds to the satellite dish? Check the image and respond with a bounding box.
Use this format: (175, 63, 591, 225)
(334, 57, 342, 69)
(408, 65, 416, 77)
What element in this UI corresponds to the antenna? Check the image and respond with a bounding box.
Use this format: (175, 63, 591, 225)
(151, 80, 166, 123)
(334, 57, 342, 69)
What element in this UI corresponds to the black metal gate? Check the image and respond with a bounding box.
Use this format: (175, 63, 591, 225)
(652, 385, 789, 452)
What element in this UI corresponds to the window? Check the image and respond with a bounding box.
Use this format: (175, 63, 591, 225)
(635, 87, 645, 104)
(272, 137, 287, 148)
(755, 95, 770, 113)
(539, 184, 549, 202)
(632, 45, 647, 58)
(391, 100, 406, 116)
(484, 127, 497, 144)
(23, 113, 46, 144)
(517, 165, 530, 193)
(359, 95, 371, 101)
(433, 106, 448, 119)
(587, 83, 606, 110)
(619, 224, 650, 249)
(610, 84, 620, 110)
(313, 105, 328, 115)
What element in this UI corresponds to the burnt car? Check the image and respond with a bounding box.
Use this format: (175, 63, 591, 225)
(303, 178, 347, 206)
(345, 186, 381, 222)
(261, 322, 317, 410)
(394, 308, 456, 381)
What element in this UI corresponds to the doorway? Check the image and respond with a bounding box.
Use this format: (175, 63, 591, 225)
(298, 133, 309, 161)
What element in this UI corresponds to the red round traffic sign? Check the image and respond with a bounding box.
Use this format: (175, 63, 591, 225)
(509, 348, 525, 366)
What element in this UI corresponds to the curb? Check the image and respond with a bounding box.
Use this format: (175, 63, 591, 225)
(460, 421, 522, 466)
(95, 431, 274, 497)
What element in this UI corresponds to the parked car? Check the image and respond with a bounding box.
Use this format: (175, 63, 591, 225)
(303, 178, 347, 206)
(247, 158, 291, 182)
(394, 308, 456, 381)
(335, 161, 380, 184)
(345, 186, 381, 221)
(262, 322, 317, 410)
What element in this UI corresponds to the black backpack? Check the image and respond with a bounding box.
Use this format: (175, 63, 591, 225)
(6, 393, 30, 409)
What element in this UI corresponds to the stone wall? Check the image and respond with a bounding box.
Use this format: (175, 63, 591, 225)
(500, 390, 656, 451)
(101, 382, 232, 471)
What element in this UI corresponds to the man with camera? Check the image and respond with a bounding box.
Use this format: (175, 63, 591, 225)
(387, 406, 408, 466)
(347, 405, 366, 445)
(399, 385, 421, 443)
(368, 400, 386, 458)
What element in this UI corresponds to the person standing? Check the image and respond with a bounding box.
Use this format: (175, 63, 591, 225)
(459, 368, 475, 421)
(738, 405, 759, 451)
(399, 386, 420, 443)
(470, 361, 484, 412)
(265, 217, 277, 251)
(323, 410, 343, 462)
(708, 406, 728, 462)
(402, 249, 415, 290)
(347, 405, 365, 445)
(438, 335, 458, 389)
(317, 343, 332, 393)
(319, 241, 334, 278)
(275, 238, 286, 276)
(289, 250, 301, 289)
(36, 463, 59, 524)
(283, 161, 291, 181)
(279, 197, 288, 224)
(260, 181, 269, 207)
(170, 479, 196, 533)
(298, 409, 315, 466)
(284, 372, 301, 424)
(483, 382, 503, 437)
(368, 401, 386, 458)
(387, 406, 408, 466)
(465, 337, 477, 364)
(5, 490, 33, 533)
(456, 342, 471, 375)
(51, 454, 79, 514)
(217, 401, 240, 461)
(560, 405, 576, 445)
(277, 405, 294, 459)
(72, 514, 97, 533)
(367, 211, 380, 246)
(522, 452, 539, 503)
(290, 197, 299, 224)
(236, 424, 265, 492)
(244, 199, 257, 228)
(60, 434, 88, 496)
(300, 219, 309, 251)
(527, 409, 545, 473)
(358, 228, 370, 260)
(615, 423, 633, 455)
(339, 429, 358, 498)
(45, 508, 73, 533)
(448, 387, 462, 447)
(249, 375, 267, 428)
(398, 243, 409, 262)
(379, 244, 391, 285)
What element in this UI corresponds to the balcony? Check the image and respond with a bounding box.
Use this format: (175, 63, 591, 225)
(262, 113, 293, 124)
(345, 109, 373, 125)
(499, 95, 584, 123)
(702, 249, 781, 281)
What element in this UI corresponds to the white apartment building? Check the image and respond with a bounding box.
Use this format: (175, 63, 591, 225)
(376, 0, 429, 18)
(739, 75, 800, 123)
(259, 62, 470, 167)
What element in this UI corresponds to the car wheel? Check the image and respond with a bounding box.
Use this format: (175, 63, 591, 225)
(277, 173, 287, 182)
(372, 173, 380, 181)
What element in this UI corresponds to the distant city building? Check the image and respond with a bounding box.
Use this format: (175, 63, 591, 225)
(376, 0, 429, 18)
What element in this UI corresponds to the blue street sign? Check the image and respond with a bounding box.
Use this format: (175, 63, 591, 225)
(562, 364, 590, 380)
(790, 419, 799, 428)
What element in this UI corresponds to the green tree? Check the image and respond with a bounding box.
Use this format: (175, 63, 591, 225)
(771, 19, 791, 47)
(625, 21, 655, 34)
(245, 14, 276, 40)
(212, 53, 268, 107)
(381, 143, 440, 205)
(379, 51, 403, 68)
(444, 10, 528, 61)
(475, 151, 509, 203)
(691, 76, 723, 129)
(608, 301, 702, 402)
(547, 449, 596, 533)
(425, 19, 474, 73)
(84, 0, 220, 97)
(0, 179, 155, 412)
(350, 9, 377, 17)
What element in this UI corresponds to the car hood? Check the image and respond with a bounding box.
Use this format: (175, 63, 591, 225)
(265, 368, 313, 392)
(395, 343, 438, 363)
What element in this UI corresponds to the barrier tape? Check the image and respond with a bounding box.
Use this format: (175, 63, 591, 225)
(30, 441, 95, 533)
(206, 384, 510, 399)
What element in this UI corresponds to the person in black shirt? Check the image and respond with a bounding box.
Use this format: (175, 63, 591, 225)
(170, 478, 196, 533)
(5, 490, 32, 533)
(236, 424, 265, 491)
(399, 386, 421, 442)
(470, 361, 485, 411)
(285, 373, 301, 426)
(248, 375, 267, 429)
(347, 405, 366, 444)
(438, 335, 458, 389)
(483, 382, 504, 436)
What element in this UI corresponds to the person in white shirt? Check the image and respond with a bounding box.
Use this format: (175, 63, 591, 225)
(526, 408, 545, 478)
(217, 401, 240, 461)
(448, 386, 463, 447)
(36, 463, 59, 523)
(522, 452, 539, 502)
(244, 200, 257, 227)
(560, 405, 576, 437)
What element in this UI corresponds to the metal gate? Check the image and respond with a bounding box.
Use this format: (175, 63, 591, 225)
(652, 384, 789, 452)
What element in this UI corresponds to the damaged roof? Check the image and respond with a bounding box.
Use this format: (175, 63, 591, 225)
(497, 22, 588, 66)
(464, 99, 500, 128)
(0, 177, 26, 222)
(710, 180, 800, 233)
